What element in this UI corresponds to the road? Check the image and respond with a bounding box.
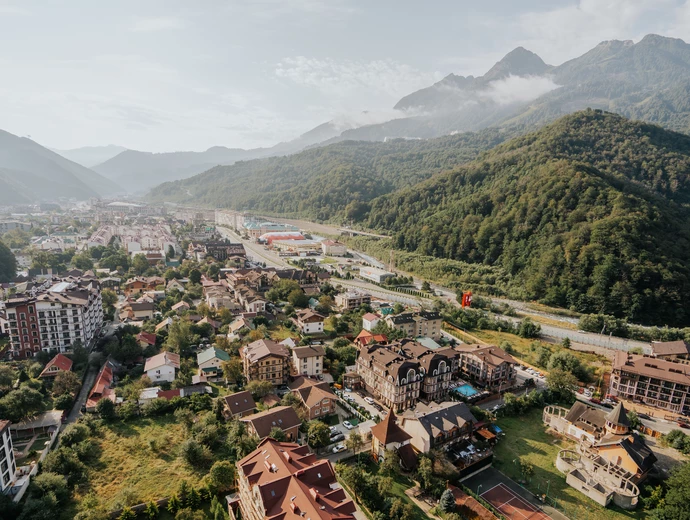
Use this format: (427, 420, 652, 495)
(217, 226, 288, 268)
(61, 357, 98, 430)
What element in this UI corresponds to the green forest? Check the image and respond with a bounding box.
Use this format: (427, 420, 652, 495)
(150, 109, 690, 326)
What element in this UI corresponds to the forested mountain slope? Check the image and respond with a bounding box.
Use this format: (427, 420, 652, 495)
(363, 110, 690, 326)
(148, 128, 511, 220)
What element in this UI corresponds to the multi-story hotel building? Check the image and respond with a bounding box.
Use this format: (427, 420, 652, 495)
(609, 351, 690, 414)
(5, 277, 103, 358)
(356, 339, 451, 412)
(241, 339, 290, 386)
(451, 344, 517, 389)
(385, 311, 443, 341)
(232, 438, 356, 520)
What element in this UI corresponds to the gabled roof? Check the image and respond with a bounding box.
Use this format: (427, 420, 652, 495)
(222, 390, 256, 416)
(292, 345, 325, 359)
(240, 405, 301, 439)
(370, 410, 412, 445)
(650, 340, 690, 357)
(144, 351, 181, 372)
(242, 339, 289, 363)
(197, 346, 230, 365)
(403, 401, 477, 439)
(362, 313, 380, 321)
(171, 300, 190, 310)
(39, 353, 73, 377)
(564, 401, 606, 433)
(136, 331, 157, 346)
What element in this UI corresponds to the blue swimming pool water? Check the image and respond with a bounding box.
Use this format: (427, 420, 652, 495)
(454, 383, 479, 397)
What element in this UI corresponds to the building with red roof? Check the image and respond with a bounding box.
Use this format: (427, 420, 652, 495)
(86, 361, 116, 411)
(39, 353, 73, 378)
(136, 331, 157, 348)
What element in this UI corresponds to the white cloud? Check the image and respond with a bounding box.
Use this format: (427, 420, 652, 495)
(129, 16, 185, 32)
(275, 56, 441, 102)
(479, 74, 561, 105)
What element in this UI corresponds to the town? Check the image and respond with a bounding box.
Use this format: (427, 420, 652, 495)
(0, 201, 687, 520)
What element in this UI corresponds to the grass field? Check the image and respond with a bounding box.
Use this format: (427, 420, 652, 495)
(81, 416, 208, 510)
(269, 324, 296, 341)
(515, 312, 578, 331)
(494, 408, 645, 520)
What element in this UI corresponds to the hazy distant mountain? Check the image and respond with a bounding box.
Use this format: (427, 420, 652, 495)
(327, 34, 690, 142)
(53, 145, 127, 168)
(0, 130, 121, 203)
(94, 120, 346, 193)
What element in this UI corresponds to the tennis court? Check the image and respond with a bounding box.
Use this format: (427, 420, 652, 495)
(481, 483, 551, 520)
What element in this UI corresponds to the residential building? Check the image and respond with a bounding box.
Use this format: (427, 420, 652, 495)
(294, 309, 325, 335)
(123, 276, 165, 296)
(359, 266, 395, 283)
(138, 385, 212, 405)
(399, 401, 478, 453)
(144, 351, 180, 383)
(241, 339, 290, 386)
(356, 339, 451, 411)
(543, 402, 656, 509)
(362, 312, 381, 332)
(334, 290, 371, 311)
(86, 361, 116, 412)
(5, 277, 103, 358)
(291, 345, 325, 376)
(204, 284, 237, 310)
(136, 331, 157, 349)
(171, 300, 190, 313)
(385, 311, 443, 341)
(288, 377, 336, 419)
(370, 410, 417, 469)
(235, 286, 267, 314)
(228, 317, 254, 339)
(166, 279, 186, 293)
(0, 220, 31, 233)
(240, 405, 301, 441)
(197, 346, 230, 381)
(321, 239, 347, 256)
(221, 390, 256, 419)
(232, 438, 356, 520)
(609, 351, 690, 414)
(155, 317, 174, 333)
(354, 329, 387, 349)
(452, 344, 517, 389)
(120, 301, 155, 321)
(649, 340, 690, 360)
(0, 420, 17, 494)
(39, 353, 73, 379)
(203, 242, 246, 261)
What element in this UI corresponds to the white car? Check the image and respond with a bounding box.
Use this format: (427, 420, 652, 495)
(333, 444, 347, 453)
(343, 421, 354, 430)
(364, 397, 375, 405)
(329, 426, 338, 434)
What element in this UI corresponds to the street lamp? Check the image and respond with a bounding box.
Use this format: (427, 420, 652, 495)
(477, 484, 483, 496)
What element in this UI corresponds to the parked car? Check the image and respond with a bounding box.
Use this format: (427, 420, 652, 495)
(364, 397, 375, 405)
(343, 421, 354, 430)
(329, 426, 338, 434)
(330, 434, 345, 442)
(333, 444, 347, 453)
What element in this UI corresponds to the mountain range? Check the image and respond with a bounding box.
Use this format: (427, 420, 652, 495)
(0, 130, 120, 204)
(52, 145, 128, 168)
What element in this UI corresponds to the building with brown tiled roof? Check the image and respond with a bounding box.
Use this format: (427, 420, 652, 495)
(86, 361, 116, 412)
(39, 353, 73, 378)
(241, 339, 290, 386)
(354, 329, 387, 348)
(609, 351, 690, 414)
(240, 405, 301, 441)
(294, 309, 325, 335)
(649, 340, 690, 360)
(233, 438, 356, 520)
(144, 351, 180, 383)
(356, 339, 451, 411)
(288, 377, 336, 420)
(136, 331, 157, 348)
(291, 345, 325, 377)
(370, 410, 416, 468)
(452, 344, 517, 390)
(399, 401, 478, 453)
(221, 390, 257, 419)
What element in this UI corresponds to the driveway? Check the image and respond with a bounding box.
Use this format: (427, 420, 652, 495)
(61, 357, 99, 430)
(343, 389, 383, 418)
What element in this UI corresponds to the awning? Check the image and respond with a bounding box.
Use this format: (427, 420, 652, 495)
(476, 428, 496, 440)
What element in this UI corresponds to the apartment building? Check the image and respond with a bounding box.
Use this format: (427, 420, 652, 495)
(0, 420, 17, 494)
(288, 376, 336, 419)
(294, 309, 325, 335)
(291, 345, 325, 376)
(399, 401, 478, 453)
(240, 406, 301, 441)
(334, 290, 371, 311)
(233, 438, 356, 520)
(609, 351, 690, 414)
(356, 339, 451, 412)
(5, 278, 103, 358)
(452, 344, 517, 389)
(241, 339, 290, 386)
(385, 311, 443, 341)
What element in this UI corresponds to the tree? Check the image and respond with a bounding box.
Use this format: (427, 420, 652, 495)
(30, 472, 70, 505)
(61, 423, 90, 447)
(627, 411, 642, 430)
(416, 456, 434, 491)
(0, 240, 17, 282)
(439, 489, 456, 513)
(167, 320, 197, 356)
(0, 386, 45, 422)
(174, 509, 206, 520)
(0, 364, 16, 390)
(306, 421, 331, 449)
(131, 254, 149, 275)
(221, 358, 243, 383)
(269, 426, 286, 441)
(379, 449, 400, 477)
(101, 288, 118, 308)
(96, 398, 116, 421)
(421, 280, 431, 292)
(52, 370, 81, 396)
(208, 460, 235, 493)
(167, 494, 181, 515)
(179, 438, 210, 468)
(187, 488, 201, 509)
(546, 368, 577, 402)
(189, 269, 202, 284)
(54, 393, 73, 410)
(118, 507, 136, 520)
(246, 380, 274, 399)
(144, 501, 159, 519)
(288, 289, 309, 308)
(518, 318, 541, 338)
(393, 303, 404, 314)
(649, 461, 690, 519)
(345, 431, 364, 456)
(561, 337, 572, 349)
(389, 498, 415, 520)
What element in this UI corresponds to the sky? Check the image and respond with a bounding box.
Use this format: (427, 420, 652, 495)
(0, 0, 687, 152)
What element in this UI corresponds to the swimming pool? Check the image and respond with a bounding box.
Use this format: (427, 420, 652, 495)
(453, 383, 479, 398)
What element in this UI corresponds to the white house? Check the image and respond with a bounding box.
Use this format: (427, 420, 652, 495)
(197, 346, 231, 381)
(294, 309, 325, 335)
(362, 312, 381, 332)
(144, 351, 180, 383)
(292, 345, 325, 376)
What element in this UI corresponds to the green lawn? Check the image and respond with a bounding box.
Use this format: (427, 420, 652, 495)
(494, 408, 645, 520)
(77, 415, 209, 510)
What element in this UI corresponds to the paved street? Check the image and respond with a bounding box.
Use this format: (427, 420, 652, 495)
(217, 226, 288, 268)
(61, 357, 98, 430)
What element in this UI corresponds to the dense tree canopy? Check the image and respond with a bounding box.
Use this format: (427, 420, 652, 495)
(0, 239, 17, 282)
